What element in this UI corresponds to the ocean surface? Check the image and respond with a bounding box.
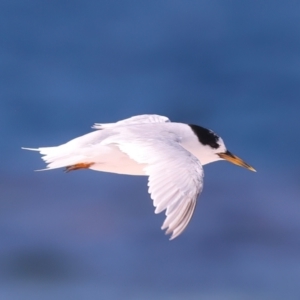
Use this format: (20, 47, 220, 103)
(1, 1, 300, 299)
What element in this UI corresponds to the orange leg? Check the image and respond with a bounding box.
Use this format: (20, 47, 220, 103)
(65, 162, 94, 172)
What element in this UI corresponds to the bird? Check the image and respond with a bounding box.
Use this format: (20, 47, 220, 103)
(22, 114, 255, 239)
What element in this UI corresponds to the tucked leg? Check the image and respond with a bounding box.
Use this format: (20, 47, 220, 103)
(65, 162, 94, 172)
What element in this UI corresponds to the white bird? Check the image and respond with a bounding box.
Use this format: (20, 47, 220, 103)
(22, 114, 255, 239)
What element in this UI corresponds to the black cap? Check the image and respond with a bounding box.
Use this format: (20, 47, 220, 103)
(188, 124, 220, 149)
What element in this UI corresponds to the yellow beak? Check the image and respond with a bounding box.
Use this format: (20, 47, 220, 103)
(218, 151, 256, 172)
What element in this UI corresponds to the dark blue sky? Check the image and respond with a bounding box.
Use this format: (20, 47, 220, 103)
(1, 1, 300, 299)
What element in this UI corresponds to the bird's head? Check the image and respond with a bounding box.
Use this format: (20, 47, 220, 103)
(189, 124, 256, 171)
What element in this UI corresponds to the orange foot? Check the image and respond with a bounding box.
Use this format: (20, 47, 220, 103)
(65, 162, 94, 172)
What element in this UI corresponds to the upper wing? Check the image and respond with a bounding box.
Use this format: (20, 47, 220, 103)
(117, 138, 204, 239)
(92, 114, 170, 130)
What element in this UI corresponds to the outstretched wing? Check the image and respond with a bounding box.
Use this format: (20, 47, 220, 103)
(92, 114, 170, 130)
(117, 138, 204, 239)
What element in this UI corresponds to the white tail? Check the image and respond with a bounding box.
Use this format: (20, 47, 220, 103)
(22, 146, 86, 171)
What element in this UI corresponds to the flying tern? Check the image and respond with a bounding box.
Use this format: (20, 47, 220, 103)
(23, 114, 255, 239)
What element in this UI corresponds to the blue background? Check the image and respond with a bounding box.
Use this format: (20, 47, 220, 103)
(1, 1, 300, 299)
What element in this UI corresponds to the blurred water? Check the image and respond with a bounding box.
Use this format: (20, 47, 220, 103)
(1, 0, 300, 299)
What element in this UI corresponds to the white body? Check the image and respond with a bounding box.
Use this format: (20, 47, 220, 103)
(23, 115, 228, 239)
(33, 118, 225, 175)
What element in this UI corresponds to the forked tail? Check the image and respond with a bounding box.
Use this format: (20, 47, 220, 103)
(22, 146, 90, 171)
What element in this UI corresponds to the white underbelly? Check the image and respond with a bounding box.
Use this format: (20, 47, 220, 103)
(88, 146, 147, 176)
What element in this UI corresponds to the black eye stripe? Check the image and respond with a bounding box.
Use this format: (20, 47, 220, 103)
(188, 124, 220, 149)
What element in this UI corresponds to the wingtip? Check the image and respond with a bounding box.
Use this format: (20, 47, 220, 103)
(161, 226, 177, 241)
(168, 231, 179, 240)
